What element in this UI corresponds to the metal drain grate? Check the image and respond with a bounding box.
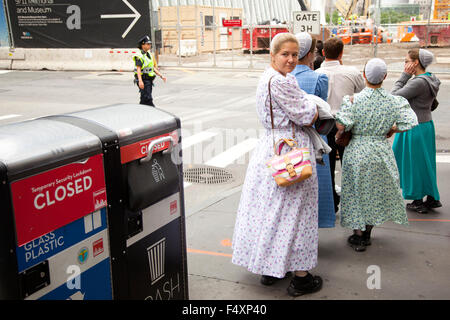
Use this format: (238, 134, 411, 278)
(183, 165, 233, 184)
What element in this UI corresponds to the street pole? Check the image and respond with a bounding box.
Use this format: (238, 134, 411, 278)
(249, 0, 253, 69)
(213, 0, 217, 67)
(177, 0, 181, 66)
(231, 0, 234, 69)
(149, 0, 155, 56)
(374, 0, 380, 57)
(425, 0, 433, 47)
(3, 0, 14, 48)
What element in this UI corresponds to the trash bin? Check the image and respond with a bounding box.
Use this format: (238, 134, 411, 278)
(55, 104, 189, 300)
(0, 119, 112, 300)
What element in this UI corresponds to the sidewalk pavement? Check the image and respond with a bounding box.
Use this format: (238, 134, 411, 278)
(185, 159, 450, 300)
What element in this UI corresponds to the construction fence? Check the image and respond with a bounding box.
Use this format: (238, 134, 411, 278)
(1, 0, 449, 71)
(154, 3, 450, 69)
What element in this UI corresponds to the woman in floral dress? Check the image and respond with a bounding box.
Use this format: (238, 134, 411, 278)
(335, 58, 418, 252)
(231, 33, 322, 297)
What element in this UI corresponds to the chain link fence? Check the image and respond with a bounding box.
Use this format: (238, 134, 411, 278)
(151, 1, 449, 70)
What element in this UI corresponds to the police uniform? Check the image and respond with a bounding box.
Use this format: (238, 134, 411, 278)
(134, 36, 157, 106)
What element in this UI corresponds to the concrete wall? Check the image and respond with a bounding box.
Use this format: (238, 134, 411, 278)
(0, 47, 137, 71)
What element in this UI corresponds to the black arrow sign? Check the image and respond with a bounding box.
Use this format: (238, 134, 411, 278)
(6, 0, 150, 48)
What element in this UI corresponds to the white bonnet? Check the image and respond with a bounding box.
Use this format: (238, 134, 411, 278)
(295, 32, 312, 59)
(364, 58, 387, 84)
(419, 49, 434, 69)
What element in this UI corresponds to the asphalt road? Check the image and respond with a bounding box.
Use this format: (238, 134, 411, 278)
(1, 68, 450, 206)
(1, 67, 449, 300)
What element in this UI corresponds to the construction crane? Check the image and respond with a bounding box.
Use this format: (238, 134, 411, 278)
(362, 0, 371, 18)
(335, 0, 358, 20)
(297, 0, 309, 11)
(335, 0, 384, 45)
(335, 0, 371, 19)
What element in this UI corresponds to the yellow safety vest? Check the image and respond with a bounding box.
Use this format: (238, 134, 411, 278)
(133, 50, 156, 77)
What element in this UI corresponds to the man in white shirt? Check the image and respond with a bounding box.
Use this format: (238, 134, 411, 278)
(316, 37, 365, 213)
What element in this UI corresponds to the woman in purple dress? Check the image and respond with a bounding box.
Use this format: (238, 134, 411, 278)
(231, 32, 322, 297)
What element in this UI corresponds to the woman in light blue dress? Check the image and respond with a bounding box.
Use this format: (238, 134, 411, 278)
(335, 58, 418, 252)
(291, 32, 335, 228)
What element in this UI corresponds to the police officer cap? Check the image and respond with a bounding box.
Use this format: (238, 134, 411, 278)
(139, 35, 151, 45)
(419, 49, 434, 69)
(364, 58, 387, 84)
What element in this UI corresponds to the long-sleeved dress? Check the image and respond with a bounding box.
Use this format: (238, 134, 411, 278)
(291, 64, 335, 228)
(335, 88, 418, 231)
(231, 67, 319, 278)
(391, 72, 441, 201)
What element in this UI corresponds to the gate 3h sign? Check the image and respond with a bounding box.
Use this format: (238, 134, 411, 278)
(293, 11, 320, 35)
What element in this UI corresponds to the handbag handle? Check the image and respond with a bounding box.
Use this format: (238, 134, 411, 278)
(268, 76, 296, 154)
(274, 138, 298, 156)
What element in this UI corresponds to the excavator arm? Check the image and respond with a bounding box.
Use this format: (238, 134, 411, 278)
(297, 0, 309, 11)
(335, 0, 359, 20)
(362, 0, 371, 17)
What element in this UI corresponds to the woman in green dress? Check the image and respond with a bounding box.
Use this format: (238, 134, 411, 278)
(335, 58, 418, 252)
(391, 49, 441, 214)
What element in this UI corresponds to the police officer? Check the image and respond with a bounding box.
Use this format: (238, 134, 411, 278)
(133, 35, 166, 106)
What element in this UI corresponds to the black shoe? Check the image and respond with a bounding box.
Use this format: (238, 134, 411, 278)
(362, 231, 371, 246)
(416, 204, 429, 214)
(347, 234, 366, 252)
(406, 200, 429, 214)
(287, 273, 323, 297)
(334, 195, 340, 213)
(425, 196, 442, 209)
(260, 272, 292, 286)
(406, 200, 424, 210)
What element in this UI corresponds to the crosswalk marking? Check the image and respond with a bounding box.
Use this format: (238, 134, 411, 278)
(182, 136, 258, 189)
(227, 97, 255, 110)
(205, 138, 258, 168)
(182, 111, 248, 127)
(0, 114, 21, 121)
(0, 71, 10, 75)
(182, 131, 218, 150)
(180, 109, 218, 122)
(436, 154, 450, 163)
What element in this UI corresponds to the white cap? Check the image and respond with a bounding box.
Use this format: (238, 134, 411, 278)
(419, 49, 434, 69)
(295, 32, 312, 59)
(364, 58, 387, 84)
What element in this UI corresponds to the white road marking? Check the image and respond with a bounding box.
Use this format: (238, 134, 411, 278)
(182, 131, 218, 150)
(183, 137, 258, 189)
(205, 138, 258, 168)
(0, 114, 21, 121)
(436, 154, 450, 163)
(182, 111, 248, 126)
(180, 109, 217, 122)
(0, 70, 11, 75)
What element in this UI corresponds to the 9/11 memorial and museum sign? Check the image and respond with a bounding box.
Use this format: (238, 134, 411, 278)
(5, 0, 150, 48)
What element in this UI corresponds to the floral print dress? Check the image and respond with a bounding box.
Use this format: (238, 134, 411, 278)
(335, 88, 418, 231)
(231, 67, 319, 278)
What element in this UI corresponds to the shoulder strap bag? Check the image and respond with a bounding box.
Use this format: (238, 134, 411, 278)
(265, 76, 313, 187)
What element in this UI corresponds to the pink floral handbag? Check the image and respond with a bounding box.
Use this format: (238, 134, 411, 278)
(267, 139, 312, 187)
(265, 76, 313, 187)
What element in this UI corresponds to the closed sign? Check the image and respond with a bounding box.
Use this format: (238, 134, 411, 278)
(293, 11, 320, 35)
(11, 154, 107, 246)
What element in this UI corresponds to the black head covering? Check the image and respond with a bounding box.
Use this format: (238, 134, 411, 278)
(138, 35, 151, 48)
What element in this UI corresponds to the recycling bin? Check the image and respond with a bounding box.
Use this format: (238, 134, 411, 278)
(0, 119, 113, 300)
(59, 103, 189, 300)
